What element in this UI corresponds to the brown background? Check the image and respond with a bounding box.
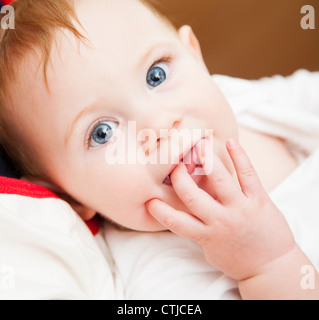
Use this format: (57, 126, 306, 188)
(155, 0, 319, 79)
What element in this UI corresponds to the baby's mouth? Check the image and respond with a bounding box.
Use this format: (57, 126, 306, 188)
(162, 141, 203, 186)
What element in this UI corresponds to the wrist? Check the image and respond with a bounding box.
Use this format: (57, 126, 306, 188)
(249, 243, 300, 279)
(238, 244, 319, 300)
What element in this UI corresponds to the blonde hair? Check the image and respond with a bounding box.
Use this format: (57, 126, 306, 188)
(0, 0, 174, 178)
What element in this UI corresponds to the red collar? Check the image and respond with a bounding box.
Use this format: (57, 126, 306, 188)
(1, 0, 14, 5)
(0, 177, 99, 235)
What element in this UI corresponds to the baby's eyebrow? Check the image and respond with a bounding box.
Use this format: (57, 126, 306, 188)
(138, 42, 175, 67)
(64, 101, 98, 146)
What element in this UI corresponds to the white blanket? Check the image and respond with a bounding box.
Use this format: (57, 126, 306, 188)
(0, 70, 318, 299)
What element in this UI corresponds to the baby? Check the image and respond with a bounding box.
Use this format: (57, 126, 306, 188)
(0, 0, 318, 299)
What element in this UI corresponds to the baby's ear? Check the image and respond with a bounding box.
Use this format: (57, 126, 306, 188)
(178, 25, 204, 62)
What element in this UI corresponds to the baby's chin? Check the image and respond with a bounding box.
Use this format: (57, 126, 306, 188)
(105, 222, 168, 233)
(130, 217, 169, 233)
(102, 212, 168, 233)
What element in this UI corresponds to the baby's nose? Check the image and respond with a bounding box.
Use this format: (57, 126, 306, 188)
(140, 120, 181, 156)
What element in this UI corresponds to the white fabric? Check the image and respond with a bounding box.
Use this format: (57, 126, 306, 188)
(216, 69, 319, 160)
(0, 195, 122, 300)
(104, 69, 319, 300)
(0, 69, 318, 300)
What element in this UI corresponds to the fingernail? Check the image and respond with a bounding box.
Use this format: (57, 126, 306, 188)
(227, 138, 238, 148)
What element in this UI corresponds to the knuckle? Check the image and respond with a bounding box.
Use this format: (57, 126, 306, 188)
(239, 165, 255, 177)
(211, 215, 230, 232)
(188, 229, 202, 242)
(162, 215, 178, 230)
(213, 173, 226, 186)
(197, 234, 209, 248)
(255, 193, 271, 208)
(182, 190, 197, 209)
(240, 199, 253, 216)
(241, 194, 268, 216)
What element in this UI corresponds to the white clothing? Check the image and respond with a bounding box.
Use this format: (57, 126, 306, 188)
(0, 188, 122, 300)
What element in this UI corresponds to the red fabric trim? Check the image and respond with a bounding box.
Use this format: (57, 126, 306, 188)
(85, 216, 100, 236)
(0, 177, 100, 236)
(2, 0, 14, 5)
(0, 177, 58, 199)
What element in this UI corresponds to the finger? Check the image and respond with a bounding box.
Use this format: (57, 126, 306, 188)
(170, 163, 222, 223)
(146, 198, 205, 241)
(195, 138, 244, 204)
(226, 139, 264, 197)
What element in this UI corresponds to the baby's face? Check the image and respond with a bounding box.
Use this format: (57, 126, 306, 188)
(15, 0, 238, 231)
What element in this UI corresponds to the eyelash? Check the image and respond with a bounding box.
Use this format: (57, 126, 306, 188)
(149, 55, 172, 70)
(86, 118, 113, 149)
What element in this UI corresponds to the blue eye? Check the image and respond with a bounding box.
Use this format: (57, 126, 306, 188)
(146, 62, 170, 88)
(89, 121, 118, 148)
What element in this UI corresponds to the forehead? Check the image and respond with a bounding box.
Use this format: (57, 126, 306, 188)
(75, 0, 174, 41)
(43, 0, 177, 101)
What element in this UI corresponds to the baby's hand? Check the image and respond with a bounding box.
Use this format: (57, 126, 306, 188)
(146, 139, 296, 281)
